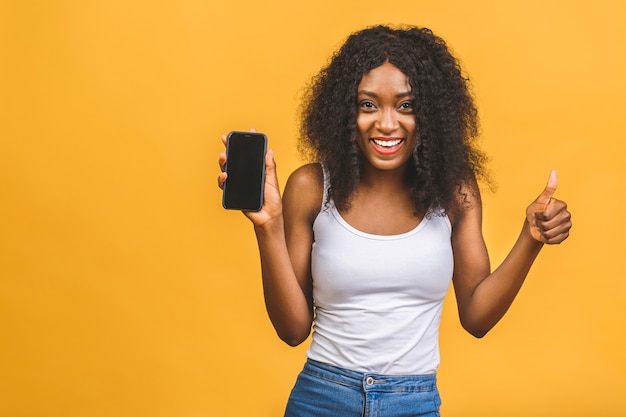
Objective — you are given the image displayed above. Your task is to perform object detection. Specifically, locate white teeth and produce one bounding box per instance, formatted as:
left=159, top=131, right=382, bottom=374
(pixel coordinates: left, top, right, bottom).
left=373, top=139, right=402, bottom=147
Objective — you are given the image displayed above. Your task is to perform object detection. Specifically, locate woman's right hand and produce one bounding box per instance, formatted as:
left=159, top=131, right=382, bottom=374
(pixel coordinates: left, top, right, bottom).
left=218, top=132, right=284, bottom=227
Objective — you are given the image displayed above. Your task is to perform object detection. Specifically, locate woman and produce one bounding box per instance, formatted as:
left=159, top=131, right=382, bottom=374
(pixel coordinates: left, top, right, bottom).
left=218, top=25, right=571, bottom=417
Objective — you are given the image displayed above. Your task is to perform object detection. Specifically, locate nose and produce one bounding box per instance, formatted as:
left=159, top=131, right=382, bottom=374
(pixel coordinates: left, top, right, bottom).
left=376, top=108, right=398, bottom=133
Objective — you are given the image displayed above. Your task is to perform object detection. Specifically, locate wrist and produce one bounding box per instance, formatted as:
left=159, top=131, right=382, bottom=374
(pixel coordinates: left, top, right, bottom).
left=521, top=219, right=545, bottom=250
left=253, top=214, right=285, bottom=237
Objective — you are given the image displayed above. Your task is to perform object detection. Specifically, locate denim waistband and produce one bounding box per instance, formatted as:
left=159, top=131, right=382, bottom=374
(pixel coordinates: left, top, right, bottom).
left=302, top=359, right=437, bottom=393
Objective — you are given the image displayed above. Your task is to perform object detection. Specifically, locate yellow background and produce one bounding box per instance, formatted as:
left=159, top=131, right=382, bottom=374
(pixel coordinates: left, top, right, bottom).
left=1, top=1, right=625, bottom=416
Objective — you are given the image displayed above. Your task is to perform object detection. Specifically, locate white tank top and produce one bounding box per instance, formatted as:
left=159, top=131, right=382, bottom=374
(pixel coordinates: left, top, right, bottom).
left=307, top=164, right=454, bottom=375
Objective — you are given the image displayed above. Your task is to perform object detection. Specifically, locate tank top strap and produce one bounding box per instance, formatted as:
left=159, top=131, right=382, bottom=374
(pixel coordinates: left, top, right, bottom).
left=319, top=162, right=331, bottom=212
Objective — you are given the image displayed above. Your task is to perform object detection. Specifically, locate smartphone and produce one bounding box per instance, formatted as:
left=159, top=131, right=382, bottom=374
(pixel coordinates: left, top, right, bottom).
left=222, top=131, right=267, bottom=211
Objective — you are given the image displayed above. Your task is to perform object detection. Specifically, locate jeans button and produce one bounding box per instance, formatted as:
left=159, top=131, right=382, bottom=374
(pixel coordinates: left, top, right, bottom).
left=366, top=376, right=374, bottom=386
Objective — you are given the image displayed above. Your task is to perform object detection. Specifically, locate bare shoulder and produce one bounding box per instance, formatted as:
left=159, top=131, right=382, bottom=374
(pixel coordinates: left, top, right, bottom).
left=286, top=163, right=323, bottom=189
left=448, top=177, right=483, bottom=228
left=283, top=163, right=324, bottom=225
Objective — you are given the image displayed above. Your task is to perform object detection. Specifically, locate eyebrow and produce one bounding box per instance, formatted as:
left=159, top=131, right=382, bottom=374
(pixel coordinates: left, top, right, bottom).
left=357, top=90, right=413, bottom=99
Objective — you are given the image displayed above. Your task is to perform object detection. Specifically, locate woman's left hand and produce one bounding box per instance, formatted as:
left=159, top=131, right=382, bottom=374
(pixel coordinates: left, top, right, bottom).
left=526, top=170, right=572, bottom=244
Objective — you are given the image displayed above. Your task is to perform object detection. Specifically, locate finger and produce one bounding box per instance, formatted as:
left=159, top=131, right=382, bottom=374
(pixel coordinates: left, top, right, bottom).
left=250, top=127, right=257, bottom=133
left=537, top=199, right=567, bottom=221
left=535, top=208, right=571, bottom=233
left=537, top=170, right=558, bottom=206
left=218, top=152, right=227, bottom=172
left=541, top=228, right=571, bottom=245
left=221, top=134, right=227, bottom=146
left=217, top=172, right=227, bottom=189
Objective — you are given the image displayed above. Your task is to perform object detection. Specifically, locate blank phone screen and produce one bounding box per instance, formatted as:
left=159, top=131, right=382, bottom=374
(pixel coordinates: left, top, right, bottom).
left=222, top=132, right=267, bottom=211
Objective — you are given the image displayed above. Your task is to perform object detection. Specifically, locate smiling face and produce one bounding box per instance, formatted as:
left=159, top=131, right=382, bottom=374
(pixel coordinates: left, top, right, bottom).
left=355, top=61, right=417, bottom=175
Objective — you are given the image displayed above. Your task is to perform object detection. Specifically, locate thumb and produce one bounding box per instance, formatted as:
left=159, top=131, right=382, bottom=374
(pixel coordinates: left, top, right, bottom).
left=536, top=170, right=558, bottom=207
left=265, top=148, right=276, bottom=173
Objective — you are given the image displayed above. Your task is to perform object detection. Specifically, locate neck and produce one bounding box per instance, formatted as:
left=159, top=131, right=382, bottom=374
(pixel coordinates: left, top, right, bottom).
left=359, top=164, right=412, bottom=191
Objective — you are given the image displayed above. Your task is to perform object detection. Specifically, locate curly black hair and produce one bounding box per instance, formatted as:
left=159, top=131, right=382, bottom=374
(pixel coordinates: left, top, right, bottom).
left=299, top=24, right=489, bottom=215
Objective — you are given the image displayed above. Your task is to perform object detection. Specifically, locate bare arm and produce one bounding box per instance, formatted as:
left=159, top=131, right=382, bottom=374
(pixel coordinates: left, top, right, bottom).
left=254, top=164, right=321, bottom=346
left=218, top=136, right=320, bottom=345
left=451, top=172, right=572, bottom=338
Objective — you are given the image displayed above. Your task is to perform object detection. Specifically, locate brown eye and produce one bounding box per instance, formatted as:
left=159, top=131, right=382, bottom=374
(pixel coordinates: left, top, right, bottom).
left=399, top=101, right=414, bottom=111
left=359, top=101, right=376, bottom=111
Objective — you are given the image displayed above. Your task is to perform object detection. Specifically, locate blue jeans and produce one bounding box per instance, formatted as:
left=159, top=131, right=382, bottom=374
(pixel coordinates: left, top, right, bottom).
left=284, top=359, right=441, bottom=417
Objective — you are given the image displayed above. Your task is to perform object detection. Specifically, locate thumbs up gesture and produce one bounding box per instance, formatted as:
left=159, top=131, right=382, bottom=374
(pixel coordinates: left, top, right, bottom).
left=526, top=171, right=572, bottom=244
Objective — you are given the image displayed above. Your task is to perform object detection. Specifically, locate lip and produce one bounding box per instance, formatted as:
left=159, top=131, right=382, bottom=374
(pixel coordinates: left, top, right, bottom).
left=370, top=137, right=405, bottom=155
